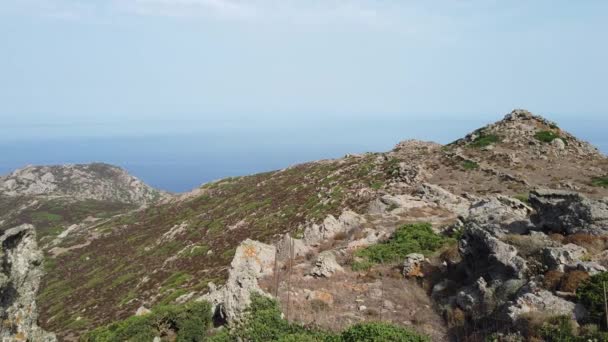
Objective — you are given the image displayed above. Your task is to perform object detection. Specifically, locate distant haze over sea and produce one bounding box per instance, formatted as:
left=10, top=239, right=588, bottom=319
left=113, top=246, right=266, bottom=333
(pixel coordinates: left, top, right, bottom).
left=1, top=116, right=606, bottom=193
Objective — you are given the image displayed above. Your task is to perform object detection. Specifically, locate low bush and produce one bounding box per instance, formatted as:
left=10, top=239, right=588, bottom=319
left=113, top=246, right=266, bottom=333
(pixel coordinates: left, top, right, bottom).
left=462, top=160, right=479, bottom=170
left=469, top=133, right=500, bottom=148
left=560, top=270, right=590, bottom=293
left=340, top=322, right=429, bottom=342
left=576, top=271, right=608, bottom=328
left=534, top=130, right=560, bottom=143
left=513, top=193, right=530, bottom=204
left=83, top=301, right=212, bottom=341
left=355, top=223, right=454, bottom=265
left=564, top=233, right=608, bottom=254
left=592, top=176, right=608, bottom=188
left=539, top=315, right=608, bottom=341
left=83, top=294, right=430, bottom=341
left=543, top=270, right=564, bottom=291
left=219, top=294, right=429, bottom=342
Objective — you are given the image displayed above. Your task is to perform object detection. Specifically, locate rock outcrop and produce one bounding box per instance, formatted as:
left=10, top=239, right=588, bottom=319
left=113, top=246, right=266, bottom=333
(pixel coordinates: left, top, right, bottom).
left=416, top=183, right=470, bottom=218
left=467, top=195, right=533, bottom=235
left=459, top=224, right=528, bottom=279
left=506, top=282, right=585, bottom=322
left=530, top=189, right=608, bottom=235
left=201, top=239, right=276, bottom=324
left=0, top=225, right=56, bottom=341
left=0, top=163, right=165, bottom=205
left=542, top=244, right=588, bottom=272
left=310, top=251, right=344, bottom=278
left=303, top=210, right=365, bottom=246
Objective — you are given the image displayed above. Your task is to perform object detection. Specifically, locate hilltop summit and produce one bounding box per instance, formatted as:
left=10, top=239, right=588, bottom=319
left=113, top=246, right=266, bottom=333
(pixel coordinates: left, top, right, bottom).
left=453, top=109, right=602, bottom=158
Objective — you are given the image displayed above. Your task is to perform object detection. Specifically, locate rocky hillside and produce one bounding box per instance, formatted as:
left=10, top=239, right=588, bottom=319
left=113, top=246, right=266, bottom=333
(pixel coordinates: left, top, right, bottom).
left=4, top=110, right=608, bottom=340
left=0, top=163, right=165, bottom=204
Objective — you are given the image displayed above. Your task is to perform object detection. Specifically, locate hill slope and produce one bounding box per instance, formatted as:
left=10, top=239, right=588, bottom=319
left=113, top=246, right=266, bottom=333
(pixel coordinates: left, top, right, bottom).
left=30, top=110, right=608, bottom=339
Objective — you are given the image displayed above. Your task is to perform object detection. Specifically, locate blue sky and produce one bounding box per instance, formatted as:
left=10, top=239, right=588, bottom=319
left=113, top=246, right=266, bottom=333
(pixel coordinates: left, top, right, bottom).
left=1, top=1, right=607, bottom=135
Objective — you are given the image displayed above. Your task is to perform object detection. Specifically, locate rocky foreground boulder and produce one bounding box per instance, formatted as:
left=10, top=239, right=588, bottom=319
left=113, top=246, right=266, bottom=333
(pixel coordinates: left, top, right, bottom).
left=0, top=225, right=56, bottom=341
left=201, top=239, right=276, bottom=324
left=530, top=189, right=608, bottom=235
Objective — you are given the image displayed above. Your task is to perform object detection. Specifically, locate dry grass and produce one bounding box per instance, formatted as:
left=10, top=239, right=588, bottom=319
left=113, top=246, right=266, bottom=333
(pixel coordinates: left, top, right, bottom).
left=560, top=270, right=590, bottom=293
left=503, top=234, right=552, bottom=257
left=564, top=234, right=608, bottom=254
left=543, top=270, right=564, bottom=291
left=259, top=261, right=447, bottom=341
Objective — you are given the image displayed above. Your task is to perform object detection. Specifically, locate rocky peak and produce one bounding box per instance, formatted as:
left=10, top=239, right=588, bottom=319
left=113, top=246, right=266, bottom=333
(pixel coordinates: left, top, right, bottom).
left=501, top=108, right=557, bottom=126
left=450, top=109, right=604, bottom=167
left=0, top=163, right=166, bottom=205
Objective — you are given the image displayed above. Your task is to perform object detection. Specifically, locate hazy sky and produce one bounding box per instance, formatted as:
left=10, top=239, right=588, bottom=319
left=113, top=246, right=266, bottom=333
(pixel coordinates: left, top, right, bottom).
left=1, top=0, right=607, bottom=135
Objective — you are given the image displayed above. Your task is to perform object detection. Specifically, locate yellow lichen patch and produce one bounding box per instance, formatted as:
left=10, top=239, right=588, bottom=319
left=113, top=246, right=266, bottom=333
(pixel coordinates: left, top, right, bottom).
left=405, top=263, right=424, bottom=278
left=243, top=245, right=258, bottom=258
left=14, top=332, right=27, bottom=341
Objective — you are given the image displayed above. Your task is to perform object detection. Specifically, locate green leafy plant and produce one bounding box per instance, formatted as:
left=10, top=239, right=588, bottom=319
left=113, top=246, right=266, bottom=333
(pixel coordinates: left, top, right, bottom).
left=229, top=294, right=335, bottom=342
left=355, top=223, right=454, bottom=265
left=539, top=315, right=608, bottom=341
left=462, top=160, right=479, bottom=170
left=341, top=322, right=429, bottom=342
left=577, top=272, right=608, bottom=328
left=83, top=301, right=212, bottom=341
left=469, top=133, right=500, bottom=148
left=513, top=193, right=530, bottom=204
left=591, top=176, right=608, bottom=188
left=535, top=130, right=560, bottom=143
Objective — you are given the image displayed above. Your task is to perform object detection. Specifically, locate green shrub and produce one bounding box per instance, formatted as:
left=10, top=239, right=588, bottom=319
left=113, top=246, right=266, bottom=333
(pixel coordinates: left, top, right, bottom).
left=577, top=272, right=608, bottom=328
left=340, top=322, right=428, bottom=342
left=513, top=193, right=530, bottom=204
left=539, top=315, right=608, bottom=341
left=231, top=294, right=335, bottom=342
left=462, top=160, right=479, bottom=170
left=84, top=294, right=430, bottom=342
left=82, top=301, right=212, bottom=341
left=591, top=176, right=608, bottom=188
left=351, top=260, right=375, bottom=272
left=355, top=223, right=453, bottom=265
left=469, top=133, right=500, bottom=148
left=534, top=130, right=560, bottom=143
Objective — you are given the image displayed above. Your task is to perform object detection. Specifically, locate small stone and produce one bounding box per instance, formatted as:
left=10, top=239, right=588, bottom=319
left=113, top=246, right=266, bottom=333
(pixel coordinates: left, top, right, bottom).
left=552, top=138, right=566, bottom=150
left=135, top=306, right=151, bottom=316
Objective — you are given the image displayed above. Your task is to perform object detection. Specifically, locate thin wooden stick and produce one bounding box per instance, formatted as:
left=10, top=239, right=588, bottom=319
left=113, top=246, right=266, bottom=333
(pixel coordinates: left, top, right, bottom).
left=603, top=281, right=608, bottom=328
left=273, top=248, right=279, bottom=297
left=286, top=238, right=294, bottom=321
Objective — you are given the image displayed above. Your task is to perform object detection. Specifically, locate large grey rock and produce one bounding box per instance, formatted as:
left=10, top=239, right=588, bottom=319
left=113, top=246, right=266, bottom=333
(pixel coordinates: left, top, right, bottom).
left=368, top=194, right=427, bottom=214
left=529, top=189, right=608, bottom=235
left=459, top=224, right=528, bottom=279
left=201, top=239, right=276, bottom=324
left=416, top=183, right=471, bottom=218
left=542, top=244, right=587, bottom=272
left=456, top=277, right=493, bottom=314
left=276, top=234, right=310, bottom=261
left=467, top=195, right=533, bottom=235
left=566, top=261, right=607, bottom=275
left=506, top=282, right=584, bottom=322
left=303, top=210, right=365, bottom=246
left=310, top=251, right=344, bottom=278
left=0, top=225, right=56, bottom=342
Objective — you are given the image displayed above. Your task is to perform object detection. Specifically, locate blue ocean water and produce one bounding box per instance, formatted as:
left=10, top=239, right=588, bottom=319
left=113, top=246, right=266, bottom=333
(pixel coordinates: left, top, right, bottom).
left=0, top=117, right=605, bottom=193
